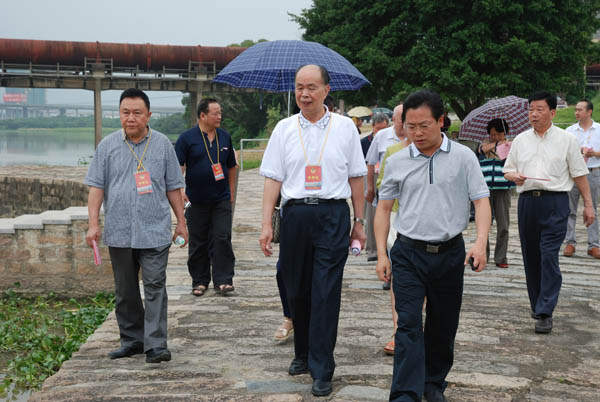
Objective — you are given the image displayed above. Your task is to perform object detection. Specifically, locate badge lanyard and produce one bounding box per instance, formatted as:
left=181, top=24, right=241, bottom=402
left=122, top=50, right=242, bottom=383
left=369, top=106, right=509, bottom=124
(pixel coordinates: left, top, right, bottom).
left=201, top=129, right=225, bottom=181
left=297, top=116, right=333, bottom=190
left=124, top=128, right=154, bottom=194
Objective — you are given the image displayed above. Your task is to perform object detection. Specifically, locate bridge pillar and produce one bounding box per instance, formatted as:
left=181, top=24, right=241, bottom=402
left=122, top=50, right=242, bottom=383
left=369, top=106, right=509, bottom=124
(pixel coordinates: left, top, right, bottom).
left=189, top=81, right=202, bottom=128
left=93, top=79, right=102, bottom=148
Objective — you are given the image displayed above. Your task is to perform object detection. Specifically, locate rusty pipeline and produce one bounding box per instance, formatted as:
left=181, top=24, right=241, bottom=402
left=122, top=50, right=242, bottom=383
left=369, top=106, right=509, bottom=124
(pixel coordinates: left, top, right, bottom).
left=0, top=38, right=245, bottom=71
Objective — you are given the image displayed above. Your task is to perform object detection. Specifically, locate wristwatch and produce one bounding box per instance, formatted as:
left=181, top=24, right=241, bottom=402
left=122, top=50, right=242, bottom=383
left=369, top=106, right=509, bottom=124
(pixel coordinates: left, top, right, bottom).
left=353, top=217, right=366, bottom=225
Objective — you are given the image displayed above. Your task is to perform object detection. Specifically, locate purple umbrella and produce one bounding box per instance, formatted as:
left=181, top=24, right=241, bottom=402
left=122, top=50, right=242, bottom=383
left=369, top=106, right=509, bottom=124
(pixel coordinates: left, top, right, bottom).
left=459, top=96, right=531, bottom=142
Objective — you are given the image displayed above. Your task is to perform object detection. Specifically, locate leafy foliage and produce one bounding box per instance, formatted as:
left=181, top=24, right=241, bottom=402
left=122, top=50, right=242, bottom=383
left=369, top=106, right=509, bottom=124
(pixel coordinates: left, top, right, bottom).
left=292, top=0, right=600, bottom=119
left=150, top=113, right=187, bottom=136
left=228, top=38, right=268, bottom=47
left=0, top=287, right=115, bottom=393
left=181, top=92, right=289, bottom=148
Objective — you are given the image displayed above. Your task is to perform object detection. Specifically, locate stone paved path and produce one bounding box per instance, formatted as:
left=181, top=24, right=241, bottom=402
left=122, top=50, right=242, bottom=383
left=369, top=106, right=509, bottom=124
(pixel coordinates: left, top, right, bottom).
left=20, top=167, right=600, bottom=402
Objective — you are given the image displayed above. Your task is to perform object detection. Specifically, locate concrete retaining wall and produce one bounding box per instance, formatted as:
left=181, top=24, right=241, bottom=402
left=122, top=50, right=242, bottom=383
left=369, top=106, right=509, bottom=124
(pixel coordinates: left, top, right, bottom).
left=0, top=207, right=113, bottom=297
left=0, top=176, right=89, bottom=218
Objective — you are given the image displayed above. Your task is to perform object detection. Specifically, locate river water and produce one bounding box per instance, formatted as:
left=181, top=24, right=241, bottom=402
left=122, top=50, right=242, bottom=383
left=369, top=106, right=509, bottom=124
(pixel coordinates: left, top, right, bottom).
left=0, top=131, right=96, bottom=166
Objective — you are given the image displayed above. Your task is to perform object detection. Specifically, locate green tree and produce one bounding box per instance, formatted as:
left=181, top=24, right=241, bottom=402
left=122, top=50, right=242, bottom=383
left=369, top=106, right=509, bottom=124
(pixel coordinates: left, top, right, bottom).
left=179, top=38, right=291, bottom=146
left=292, top=0, right=600, bottom=119
left=228, top=38, right=268, bottom=47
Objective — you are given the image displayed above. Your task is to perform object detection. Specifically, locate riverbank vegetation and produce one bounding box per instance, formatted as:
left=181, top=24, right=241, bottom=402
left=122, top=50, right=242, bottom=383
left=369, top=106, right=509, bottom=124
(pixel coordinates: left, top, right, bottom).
left=0, top=285, right=115, bottom=395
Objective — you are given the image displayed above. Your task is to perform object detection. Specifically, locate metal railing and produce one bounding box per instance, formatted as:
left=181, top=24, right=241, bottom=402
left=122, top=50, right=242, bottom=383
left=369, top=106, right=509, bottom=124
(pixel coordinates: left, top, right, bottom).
left=239, top=138, right=268, bottom=172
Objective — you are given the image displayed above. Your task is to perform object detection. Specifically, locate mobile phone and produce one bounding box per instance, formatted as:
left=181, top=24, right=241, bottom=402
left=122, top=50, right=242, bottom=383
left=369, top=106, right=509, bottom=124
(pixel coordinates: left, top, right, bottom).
left=469, top=257, right=476, bottom=271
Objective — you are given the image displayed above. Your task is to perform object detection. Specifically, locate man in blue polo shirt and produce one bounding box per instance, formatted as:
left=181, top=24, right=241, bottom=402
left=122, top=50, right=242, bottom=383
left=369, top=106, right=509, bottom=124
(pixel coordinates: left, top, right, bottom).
left=375, top=90, right=491, bottom=402
left=175, top=98, right=237, bottom=296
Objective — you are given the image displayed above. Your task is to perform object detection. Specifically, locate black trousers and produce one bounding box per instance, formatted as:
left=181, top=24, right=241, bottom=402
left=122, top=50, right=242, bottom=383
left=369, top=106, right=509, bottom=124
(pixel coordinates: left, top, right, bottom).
left=186, top=200, right=235, bottom=288
left=517, top=192, right=568, bottom=317
left=389, top=237, right=465, bottom=402
left=280, top=201, right=350, bottom=381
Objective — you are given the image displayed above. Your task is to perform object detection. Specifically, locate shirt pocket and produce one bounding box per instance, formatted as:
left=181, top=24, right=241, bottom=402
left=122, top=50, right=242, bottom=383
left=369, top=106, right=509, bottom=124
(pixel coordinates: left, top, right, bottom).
left=545, top=155, right=566, bottom=178
left=142, top=157, right=166, bottom=183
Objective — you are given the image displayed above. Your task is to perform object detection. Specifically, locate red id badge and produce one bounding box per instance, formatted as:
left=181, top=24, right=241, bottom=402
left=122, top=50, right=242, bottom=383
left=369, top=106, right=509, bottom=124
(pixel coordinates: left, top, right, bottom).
left=305, top=165, right=322, bottom=190
left=134, top=171, right=153, bottom=194
left=212, top=163, right=225, bottom=181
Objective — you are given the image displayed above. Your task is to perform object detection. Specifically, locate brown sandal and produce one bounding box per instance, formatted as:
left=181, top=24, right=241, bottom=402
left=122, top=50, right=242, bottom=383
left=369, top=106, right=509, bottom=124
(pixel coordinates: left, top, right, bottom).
left=191, top=285, right=207, bottom=297
left=215, top=284, right=235, bottom=295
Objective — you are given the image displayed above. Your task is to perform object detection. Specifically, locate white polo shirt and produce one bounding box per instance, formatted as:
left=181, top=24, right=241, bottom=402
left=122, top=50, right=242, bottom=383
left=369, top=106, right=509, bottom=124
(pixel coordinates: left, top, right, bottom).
left=566, top=120, right=600, bottom=169
left=260, top=109, right=367, bottom=204
left=365, top=126, right=408, bottom=166
left=503, top=124, right=589, bottom=193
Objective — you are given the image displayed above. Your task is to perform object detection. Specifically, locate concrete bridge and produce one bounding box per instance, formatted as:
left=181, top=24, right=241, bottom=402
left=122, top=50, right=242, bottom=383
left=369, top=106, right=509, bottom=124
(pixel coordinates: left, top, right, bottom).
left=0, top=38, right=249, bottom=145
left=2, top=166, right=594, bottom=401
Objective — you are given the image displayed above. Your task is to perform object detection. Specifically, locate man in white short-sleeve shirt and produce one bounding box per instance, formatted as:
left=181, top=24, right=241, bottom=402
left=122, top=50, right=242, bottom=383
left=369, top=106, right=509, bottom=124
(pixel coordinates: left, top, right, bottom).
left=563, top=99, right=600, bottom=258
left=258, top=64, right=367, bottom=397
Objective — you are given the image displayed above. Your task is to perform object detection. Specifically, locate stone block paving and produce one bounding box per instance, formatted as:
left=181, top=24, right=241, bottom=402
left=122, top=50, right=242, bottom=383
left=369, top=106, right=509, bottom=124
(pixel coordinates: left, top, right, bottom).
left=26, top=168, right=600, bottom=401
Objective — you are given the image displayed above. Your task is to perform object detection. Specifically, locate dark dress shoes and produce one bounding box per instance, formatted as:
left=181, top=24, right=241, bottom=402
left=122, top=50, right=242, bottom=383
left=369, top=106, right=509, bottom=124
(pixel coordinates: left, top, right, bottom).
left=424, top=389, right=448, bottom=402
left=288, top=358, right=309, bottom=375
left=145, top=348, right=172, bottom=363
left=108, top=343, right=144, bottom=359
left=311, top=379, right=332, bottom=397
left=535, top=316, right=553, bottom=334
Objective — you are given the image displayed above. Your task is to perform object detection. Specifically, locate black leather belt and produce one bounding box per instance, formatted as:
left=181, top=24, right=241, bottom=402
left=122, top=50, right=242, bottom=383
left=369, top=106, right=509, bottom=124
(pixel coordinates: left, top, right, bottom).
left=521, top=190, right=566, bottom=197
left=286, top=198, right=346, bottom=206
left=396, top=233, right=463, bottom=254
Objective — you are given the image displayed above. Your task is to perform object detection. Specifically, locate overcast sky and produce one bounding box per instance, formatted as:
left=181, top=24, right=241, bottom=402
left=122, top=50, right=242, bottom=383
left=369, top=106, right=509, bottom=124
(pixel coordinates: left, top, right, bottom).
left=1, top=0, right=313, bottom=108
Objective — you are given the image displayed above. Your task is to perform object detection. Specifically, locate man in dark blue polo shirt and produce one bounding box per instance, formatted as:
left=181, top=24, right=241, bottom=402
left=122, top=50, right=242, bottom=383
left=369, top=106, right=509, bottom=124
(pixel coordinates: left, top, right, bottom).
left=175, top=98, right=237, bottom=296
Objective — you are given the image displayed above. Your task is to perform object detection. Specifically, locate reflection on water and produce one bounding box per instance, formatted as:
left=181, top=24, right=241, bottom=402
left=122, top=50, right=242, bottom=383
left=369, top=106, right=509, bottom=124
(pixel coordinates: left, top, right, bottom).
left=0, top=374, right=32, bottom=402
left=0, top=131, right=96, bottom=166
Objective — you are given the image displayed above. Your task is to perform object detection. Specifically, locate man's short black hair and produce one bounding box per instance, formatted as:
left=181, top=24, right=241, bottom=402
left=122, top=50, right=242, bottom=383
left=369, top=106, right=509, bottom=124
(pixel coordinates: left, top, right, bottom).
left=197, top=98, right=219, bottom=118
left=401, top=89, right=444, bottom=122
left=486, top=118, right=510, bottom=135
left=528, top=91, right=557, bottom=110
left=120, top=88, right=150, bottom=111
left=295, top=64, right=330, bottom=86
left=579, top=99, right=594, bottom=112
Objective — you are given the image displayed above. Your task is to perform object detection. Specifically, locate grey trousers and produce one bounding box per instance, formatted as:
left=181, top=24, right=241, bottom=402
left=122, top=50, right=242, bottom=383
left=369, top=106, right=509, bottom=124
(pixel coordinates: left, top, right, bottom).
left=108, top=244, right=170, bottom=352
left=486, top=189, right=511, bottom=265
left=565, top=168, right=600, bottom=249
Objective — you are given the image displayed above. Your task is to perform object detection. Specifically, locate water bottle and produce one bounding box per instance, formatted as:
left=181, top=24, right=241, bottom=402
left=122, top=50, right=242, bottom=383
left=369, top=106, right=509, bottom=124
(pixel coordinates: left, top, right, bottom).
left=350, top=239, right=361, bottom=256
left=174, top=236, right=185, bottom=246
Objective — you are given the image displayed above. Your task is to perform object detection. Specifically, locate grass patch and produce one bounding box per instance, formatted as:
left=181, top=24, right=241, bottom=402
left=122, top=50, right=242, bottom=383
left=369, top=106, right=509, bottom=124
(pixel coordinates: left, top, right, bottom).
left=0, top=285, right=115, bottom=394
left=239, top=146, right=264, bottom=170
left=241, top=160, right=262, bottom=170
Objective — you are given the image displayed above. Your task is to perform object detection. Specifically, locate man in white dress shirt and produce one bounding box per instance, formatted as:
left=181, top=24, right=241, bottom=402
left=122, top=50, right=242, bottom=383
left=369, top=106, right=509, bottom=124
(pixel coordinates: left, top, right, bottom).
left=365, top=105, right=408, bottom=213
left=563, top=99, right=600, bottom=259
left=258, top=64, right=367, bottom=397
left=504, top=91, right=594, bottom=334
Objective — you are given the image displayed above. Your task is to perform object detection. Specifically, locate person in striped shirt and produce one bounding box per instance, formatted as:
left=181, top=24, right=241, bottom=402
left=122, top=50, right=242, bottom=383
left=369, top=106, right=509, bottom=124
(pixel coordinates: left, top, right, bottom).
left=477, top=118, right=515, bottom=268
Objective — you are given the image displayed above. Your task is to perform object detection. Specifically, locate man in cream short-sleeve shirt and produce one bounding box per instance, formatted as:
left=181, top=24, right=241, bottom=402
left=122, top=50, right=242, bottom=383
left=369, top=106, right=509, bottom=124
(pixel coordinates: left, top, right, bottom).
left=504, top=91, right=594, bottom=335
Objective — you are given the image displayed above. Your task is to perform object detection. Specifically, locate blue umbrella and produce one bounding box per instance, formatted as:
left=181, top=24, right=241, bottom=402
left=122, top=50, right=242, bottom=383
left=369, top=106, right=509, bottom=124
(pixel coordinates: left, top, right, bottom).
left=213, top=40, right=370, bottom=92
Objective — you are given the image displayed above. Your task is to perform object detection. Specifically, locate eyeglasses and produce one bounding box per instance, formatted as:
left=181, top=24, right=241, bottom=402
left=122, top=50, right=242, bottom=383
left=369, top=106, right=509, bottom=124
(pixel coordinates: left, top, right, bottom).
left=404, top=121, right=435, bottom=132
